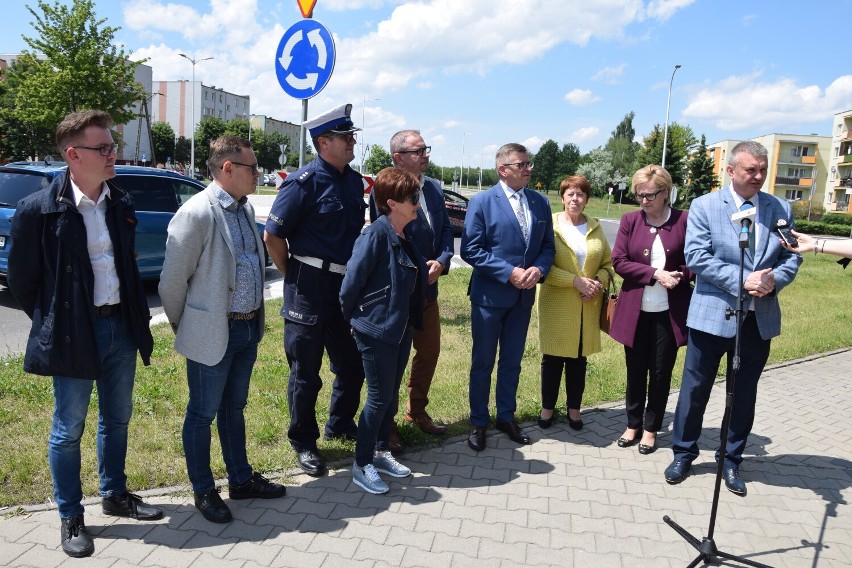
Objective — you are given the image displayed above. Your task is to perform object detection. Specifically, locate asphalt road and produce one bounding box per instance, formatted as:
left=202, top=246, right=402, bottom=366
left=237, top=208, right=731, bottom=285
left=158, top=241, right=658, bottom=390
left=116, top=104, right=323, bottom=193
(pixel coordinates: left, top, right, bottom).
left=0, top=214, right=620, bottom=360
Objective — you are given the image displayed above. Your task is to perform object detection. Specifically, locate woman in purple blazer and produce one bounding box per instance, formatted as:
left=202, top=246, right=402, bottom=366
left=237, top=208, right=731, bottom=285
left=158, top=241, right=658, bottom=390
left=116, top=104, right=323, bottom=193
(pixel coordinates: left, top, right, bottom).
left=609, top=165, right=692, bottom=455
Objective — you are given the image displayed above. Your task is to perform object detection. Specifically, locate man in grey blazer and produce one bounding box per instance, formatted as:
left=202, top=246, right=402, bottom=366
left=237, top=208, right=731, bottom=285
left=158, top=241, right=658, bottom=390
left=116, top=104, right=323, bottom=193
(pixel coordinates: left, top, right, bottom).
left=664, top=141, right=802, bottom=496
left=160, top=136, right=286, bottom=524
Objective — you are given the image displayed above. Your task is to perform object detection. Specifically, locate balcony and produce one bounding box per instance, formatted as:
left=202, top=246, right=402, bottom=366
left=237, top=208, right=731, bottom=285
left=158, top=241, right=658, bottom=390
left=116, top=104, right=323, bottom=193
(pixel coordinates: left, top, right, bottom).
left=802, top=155, right=816, bottom=164
left=841, top=154, right=852, bottom=164
left=798, top=177, right=813, bottom=186
left=775, top=176, right=803, bottom=185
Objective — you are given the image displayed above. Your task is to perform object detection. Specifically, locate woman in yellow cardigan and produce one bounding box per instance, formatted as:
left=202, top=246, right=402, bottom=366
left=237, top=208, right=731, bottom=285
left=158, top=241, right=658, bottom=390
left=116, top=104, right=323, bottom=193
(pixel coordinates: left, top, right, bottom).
left=537, top=176, right=613, bottom=430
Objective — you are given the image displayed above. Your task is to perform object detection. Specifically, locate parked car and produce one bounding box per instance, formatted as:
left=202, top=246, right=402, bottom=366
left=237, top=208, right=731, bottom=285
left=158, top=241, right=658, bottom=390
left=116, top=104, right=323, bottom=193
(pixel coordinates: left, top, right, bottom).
left=263, top=174, right=277, bottom=187
left=0, top=162, right=269, bottom=283
left=443, top=189, right=469, bottom=236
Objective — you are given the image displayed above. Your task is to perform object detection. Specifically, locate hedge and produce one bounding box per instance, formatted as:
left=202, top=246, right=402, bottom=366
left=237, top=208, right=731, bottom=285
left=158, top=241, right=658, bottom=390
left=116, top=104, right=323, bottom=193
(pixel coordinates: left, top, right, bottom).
left=794, top=221, right=852, bottom=236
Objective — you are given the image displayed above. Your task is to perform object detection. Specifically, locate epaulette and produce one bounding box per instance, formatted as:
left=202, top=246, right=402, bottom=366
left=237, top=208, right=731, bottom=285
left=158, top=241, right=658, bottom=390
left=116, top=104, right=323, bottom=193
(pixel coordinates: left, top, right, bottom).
left=296, top=170, right=315, bottom=184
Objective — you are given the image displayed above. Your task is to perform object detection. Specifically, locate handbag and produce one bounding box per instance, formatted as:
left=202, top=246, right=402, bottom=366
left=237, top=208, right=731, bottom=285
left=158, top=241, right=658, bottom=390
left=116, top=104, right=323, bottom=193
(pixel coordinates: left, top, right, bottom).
left=599, top=268, right=619, bottom=336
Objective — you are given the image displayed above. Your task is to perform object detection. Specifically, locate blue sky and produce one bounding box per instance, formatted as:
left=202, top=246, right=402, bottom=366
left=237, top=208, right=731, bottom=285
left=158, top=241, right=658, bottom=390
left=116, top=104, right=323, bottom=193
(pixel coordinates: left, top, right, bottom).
left=3, top=0, right=852, bottom=169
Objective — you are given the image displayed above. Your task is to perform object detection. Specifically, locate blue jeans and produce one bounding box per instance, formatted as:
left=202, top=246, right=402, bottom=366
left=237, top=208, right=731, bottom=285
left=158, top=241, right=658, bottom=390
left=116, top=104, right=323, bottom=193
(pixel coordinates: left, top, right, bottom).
left=183, top=317, right=259, bottom=494
left=469, top=302, right=532, bottom=426
left=353, top=328, right=413, bottom=467
left=49, top=314, right=137, bottom=519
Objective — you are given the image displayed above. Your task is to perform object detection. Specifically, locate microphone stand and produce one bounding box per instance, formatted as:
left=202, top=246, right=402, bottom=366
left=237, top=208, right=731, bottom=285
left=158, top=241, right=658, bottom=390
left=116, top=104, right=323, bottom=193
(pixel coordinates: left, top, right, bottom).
left=663, top=220, right=772, bottom=568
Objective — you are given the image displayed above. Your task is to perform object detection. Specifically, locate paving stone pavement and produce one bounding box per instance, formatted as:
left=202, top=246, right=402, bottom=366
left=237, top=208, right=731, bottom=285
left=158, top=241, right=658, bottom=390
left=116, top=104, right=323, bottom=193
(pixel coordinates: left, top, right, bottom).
left=2, top=349, right=851, bottom=567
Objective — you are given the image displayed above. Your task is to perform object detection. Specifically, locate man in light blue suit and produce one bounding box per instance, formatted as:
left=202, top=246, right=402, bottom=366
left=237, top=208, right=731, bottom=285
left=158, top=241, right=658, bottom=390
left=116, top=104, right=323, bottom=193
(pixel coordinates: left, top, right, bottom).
left=461, top=143, right=555, bottom=451
left=664, top=141, right=802, bottom=496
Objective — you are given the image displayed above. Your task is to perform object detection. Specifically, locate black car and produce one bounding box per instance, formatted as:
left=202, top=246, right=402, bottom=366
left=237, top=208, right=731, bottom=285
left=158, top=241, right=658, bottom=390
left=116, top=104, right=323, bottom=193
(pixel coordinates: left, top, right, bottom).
left=444, top=189, right=469, bottom=236
left=0, top=162, right=268, bottom=283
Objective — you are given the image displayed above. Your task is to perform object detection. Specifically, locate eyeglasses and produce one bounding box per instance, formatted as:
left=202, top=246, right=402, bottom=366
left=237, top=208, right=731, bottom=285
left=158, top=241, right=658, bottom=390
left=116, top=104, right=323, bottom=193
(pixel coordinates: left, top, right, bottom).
left=636, top=190, right=664, bottom=202
left=398, top=146, right=431, bottom=157
left=503, top=161, right=534, bottom=170
left=230, top=161, right=260, bottom=173
left=73, top=143, right=119, bottom=156
left=325, top=133, right=357, bottom=144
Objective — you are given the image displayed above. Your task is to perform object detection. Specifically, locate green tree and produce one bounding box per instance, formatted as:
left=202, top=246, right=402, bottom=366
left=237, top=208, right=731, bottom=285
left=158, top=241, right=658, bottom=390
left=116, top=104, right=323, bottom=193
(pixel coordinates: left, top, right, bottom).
left=634, top=122, right=696, bottom=188
left=193, top=116, right=227, bottom=175
left=174, top=136, right=190, bottom=166
left=363, top=145, right=393, bottom=175
left=531, top=139, right=560, bottom=193
left=686, top=134, right=716, bottom=204
left=151, top=121, right=175, bottom=166
left=0, top=55, right=55, bottom=160
left=576, top=148, right=614, bottom=197
left=605, top=112, right=640, bottom=177
left=558, top=143, right=582, bottom=179
left=12, top=0, right=146, bottom=156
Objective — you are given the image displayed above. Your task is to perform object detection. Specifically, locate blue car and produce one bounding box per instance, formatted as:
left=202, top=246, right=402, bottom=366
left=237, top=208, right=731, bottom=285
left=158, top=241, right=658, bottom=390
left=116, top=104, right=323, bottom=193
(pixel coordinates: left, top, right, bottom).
left=0, top=162, right=268, bottom=283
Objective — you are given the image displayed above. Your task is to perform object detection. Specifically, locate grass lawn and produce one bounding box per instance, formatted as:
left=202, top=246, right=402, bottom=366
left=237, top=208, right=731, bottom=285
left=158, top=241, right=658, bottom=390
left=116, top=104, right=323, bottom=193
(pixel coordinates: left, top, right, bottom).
left=2, top=211, right=850, bottom=508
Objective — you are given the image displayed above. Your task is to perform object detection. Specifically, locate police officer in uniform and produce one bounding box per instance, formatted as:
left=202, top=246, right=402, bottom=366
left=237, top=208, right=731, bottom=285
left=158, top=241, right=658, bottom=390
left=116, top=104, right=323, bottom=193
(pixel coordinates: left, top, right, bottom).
left=264, top=104, right=367, bottom=477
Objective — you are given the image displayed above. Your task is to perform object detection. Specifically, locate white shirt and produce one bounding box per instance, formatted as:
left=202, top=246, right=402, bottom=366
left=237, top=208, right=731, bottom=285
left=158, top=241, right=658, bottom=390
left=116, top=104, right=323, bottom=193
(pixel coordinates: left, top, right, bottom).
left=419, top=177, right=432, bottom=229
left=558, top=215, right=588, bottom=270
left=70, top=180, right=121, bottom=307
left=641, top=235, right=669, bottom=312
left=499, top=180, right=531, bottom=236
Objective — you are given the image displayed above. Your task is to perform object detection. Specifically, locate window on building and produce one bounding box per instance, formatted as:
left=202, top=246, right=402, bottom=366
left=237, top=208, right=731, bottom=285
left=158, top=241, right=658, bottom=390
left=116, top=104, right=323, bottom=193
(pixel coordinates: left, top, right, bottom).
left=219, top=94, right=223, bottom=103
left=784, top=190, right=803, bottom=201
left=787, top=167, right=805, bottom=178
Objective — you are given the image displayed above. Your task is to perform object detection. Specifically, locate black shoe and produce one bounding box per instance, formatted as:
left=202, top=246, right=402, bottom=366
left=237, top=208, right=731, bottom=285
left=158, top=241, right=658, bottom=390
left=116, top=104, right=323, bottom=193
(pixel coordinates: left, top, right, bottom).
left=664, top=460, right=692, bottom=484
left=229, top=472, right=286, bottom=500
left=60, top=515, right=94, bottom=558
left=723, top=464, right=747, bottom=496
left=638, top=442, right=657, bottom=455
left=495, top=420, right=532, bottom=445
left=102, top=492, right=164, bottom=521
left=297, top=450, right=327, bottom=477
left=617, top=436, right=638, bottom=448
left=467, top=426, right=486, bottom=452
left=537, top=417, right=553, bottom=429
left=193, top=488, right=232, bottom=524
left=567, top=414, right=584, bottom=431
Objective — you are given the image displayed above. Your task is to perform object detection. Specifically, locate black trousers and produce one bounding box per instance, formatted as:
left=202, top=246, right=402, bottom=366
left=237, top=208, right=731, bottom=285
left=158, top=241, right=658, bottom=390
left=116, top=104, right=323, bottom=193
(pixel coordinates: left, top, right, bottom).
left=623, top=310, right=678, bottom=432
left=540, top=353, right=587, bottom=411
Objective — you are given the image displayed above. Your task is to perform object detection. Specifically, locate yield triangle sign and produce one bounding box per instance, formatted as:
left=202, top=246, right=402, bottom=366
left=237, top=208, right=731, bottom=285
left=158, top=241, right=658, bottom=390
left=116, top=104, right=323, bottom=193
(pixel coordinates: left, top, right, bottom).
left=297, top=0, right=317, bottom=18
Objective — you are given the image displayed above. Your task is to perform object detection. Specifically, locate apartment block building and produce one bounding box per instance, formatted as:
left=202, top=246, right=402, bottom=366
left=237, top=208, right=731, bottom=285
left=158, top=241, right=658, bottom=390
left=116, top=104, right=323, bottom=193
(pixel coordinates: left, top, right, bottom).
left=151, top=80, right=251, bottom=140
left=827, top=109, right=852, bottom=212
left=707, top=134, right=830, bottom=207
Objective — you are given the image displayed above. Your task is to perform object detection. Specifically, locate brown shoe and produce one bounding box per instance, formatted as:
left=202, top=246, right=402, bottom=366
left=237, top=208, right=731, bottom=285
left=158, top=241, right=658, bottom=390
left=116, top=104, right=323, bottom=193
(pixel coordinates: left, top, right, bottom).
left=388, top=425, right=405, bottom=453
left=404, top=413, right=448, bottom=436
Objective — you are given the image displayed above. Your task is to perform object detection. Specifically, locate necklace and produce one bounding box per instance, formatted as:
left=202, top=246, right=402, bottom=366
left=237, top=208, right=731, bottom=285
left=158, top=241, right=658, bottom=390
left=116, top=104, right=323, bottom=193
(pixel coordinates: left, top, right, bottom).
left=645, top=208, right=671, bottom=233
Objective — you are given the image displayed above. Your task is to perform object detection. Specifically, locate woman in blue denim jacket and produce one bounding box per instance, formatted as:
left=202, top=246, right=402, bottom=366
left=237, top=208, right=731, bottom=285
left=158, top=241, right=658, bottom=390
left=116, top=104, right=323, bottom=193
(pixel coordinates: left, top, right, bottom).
left=340, top=167, right=427, bottom=494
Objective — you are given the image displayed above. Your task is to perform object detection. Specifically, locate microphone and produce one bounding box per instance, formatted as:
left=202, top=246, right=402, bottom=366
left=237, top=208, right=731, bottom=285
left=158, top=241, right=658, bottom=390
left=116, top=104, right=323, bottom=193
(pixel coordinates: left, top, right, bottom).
left=731, top=206, right=756, bottom=234
left=772, top=218, right=798, bottom=248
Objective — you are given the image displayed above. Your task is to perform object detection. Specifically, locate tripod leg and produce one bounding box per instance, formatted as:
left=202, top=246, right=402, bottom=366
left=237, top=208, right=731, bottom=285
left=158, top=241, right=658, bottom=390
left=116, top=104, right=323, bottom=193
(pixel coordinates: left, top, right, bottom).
left=663, top=515, right=703, bottom=549
left=715, top=549, right=774, bottom=568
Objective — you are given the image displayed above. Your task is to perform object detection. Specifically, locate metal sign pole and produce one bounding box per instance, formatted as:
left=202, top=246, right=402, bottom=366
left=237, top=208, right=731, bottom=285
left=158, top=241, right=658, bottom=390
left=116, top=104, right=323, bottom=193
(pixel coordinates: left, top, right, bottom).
left=299, top=100, right=308, bottom=168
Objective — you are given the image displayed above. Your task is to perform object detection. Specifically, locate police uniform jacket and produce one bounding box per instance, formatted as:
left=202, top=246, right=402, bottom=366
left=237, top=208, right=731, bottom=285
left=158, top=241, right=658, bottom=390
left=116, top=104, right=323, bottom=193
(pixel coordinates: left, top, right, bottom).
left=7, top=172, right=154, bottom=379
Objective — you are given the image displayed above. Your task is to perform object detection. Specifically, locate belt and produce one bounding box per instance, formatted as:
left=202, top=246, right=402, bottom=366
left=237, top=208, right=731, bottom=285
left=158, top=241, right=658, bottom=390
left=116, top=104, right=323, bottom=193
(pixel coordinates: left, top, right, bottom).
left=291, top=254, right=347, bottom=275
left=94, top=303, right=121, bottom=317
left=228, top=310, right=258, bottom=320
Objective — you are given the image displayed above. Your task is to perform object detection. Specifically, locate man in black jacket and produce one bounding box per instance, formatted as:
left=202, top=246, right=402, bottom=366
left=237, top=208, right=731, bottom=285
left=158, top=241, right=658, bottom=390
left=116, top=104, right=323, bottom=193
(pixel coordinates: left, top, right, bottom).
left=8, top=110, right=161, bottom=558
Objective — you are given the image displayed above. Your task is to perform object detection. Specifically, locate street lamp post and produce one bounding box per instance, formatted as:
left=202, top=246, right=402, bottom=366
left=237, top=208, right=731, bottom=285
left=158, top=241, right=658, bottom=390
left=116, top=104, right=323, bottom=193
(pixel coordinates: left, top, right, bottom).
left=360, top=97, right=380, bottom=173
left=461, top=132, right=471, bottom=189
left=661, top=64, right=681, bottom=169
left=179, top=53, right=213, bottom=178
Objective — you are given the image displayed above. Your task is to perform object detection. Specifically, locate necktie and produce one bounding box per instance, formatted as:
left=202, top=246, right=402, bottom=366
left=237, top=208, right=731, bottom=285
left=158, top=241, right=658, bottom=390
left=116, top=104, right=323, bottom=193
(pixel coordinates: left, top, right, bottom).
left=740, top=200, right=755, bottom=254
left=512, top=192, right=529, bottom=244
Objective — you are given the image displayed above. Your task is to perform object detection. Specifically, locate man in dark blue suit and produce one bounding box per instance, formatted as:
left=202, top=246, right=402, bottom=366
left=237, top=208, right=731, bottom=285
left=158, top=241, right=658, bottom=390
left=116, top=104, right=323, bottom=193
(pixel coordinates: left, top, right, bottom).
left=461, top=143, right=555, bottom=451
left=664, top=141, right=801, bottom=496
left=369, top=130, right=455, bottom=451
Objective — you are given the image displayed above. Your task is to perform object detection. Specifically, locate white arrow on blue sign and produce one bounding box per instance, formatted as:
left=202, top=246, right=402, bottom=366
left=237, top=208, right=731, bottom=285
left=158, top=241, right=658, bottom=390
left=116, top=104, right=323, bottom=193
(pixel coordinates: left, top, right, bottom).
left=275, top=19, right=335, bottom=100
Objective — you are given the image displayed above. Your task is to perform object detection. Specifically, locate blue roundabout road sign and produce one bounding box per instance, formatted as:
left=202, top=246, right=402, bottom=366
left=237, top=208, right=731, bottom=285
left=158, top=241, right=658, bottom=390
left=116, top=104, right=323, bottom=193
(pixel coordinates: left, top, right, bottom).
left=275, top=19, right=336, bottom=100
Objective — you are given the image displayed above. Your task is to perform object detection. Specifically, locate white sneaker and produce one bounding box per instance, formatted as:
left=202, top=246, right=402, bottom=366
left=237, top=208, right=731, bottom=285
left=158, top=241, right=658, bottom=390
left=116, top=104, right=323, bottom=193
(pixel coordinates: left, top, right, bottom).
left=373, top=451, right=411, bottom=478
left=352, top=463, right=389, bottom=494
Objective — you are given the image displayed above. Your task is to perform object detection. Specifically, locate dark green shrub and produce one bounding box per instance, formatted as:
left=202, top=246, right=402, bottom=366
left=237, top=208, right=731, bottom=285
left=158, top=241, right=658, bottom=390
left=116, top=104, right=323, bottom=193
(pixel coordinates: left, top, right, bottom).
left=821, top=213, right=852, bottom=226
left=794, top=221, right=852, bottom=236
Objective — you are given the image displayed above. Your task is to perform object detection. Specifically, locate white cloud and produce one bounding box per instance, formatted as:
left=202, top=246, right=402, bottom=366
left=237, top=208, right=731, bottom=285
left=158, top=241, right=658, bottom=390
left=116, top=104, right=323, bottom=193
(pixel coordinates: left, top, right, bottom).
left=569, top=126, right=600, bottom=145
left=682, top=72, right=852, bottom=133
left=645, top=0, right=696, bottom=22
left=591, top=63, right=626, bottom=83
left=323, top=0, right=388, bottom=10
left=522, top=136, right=546, bottom=154
left=564, top=88, right=601, bottom=106
left=443, top=119, right=460, bottom=129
